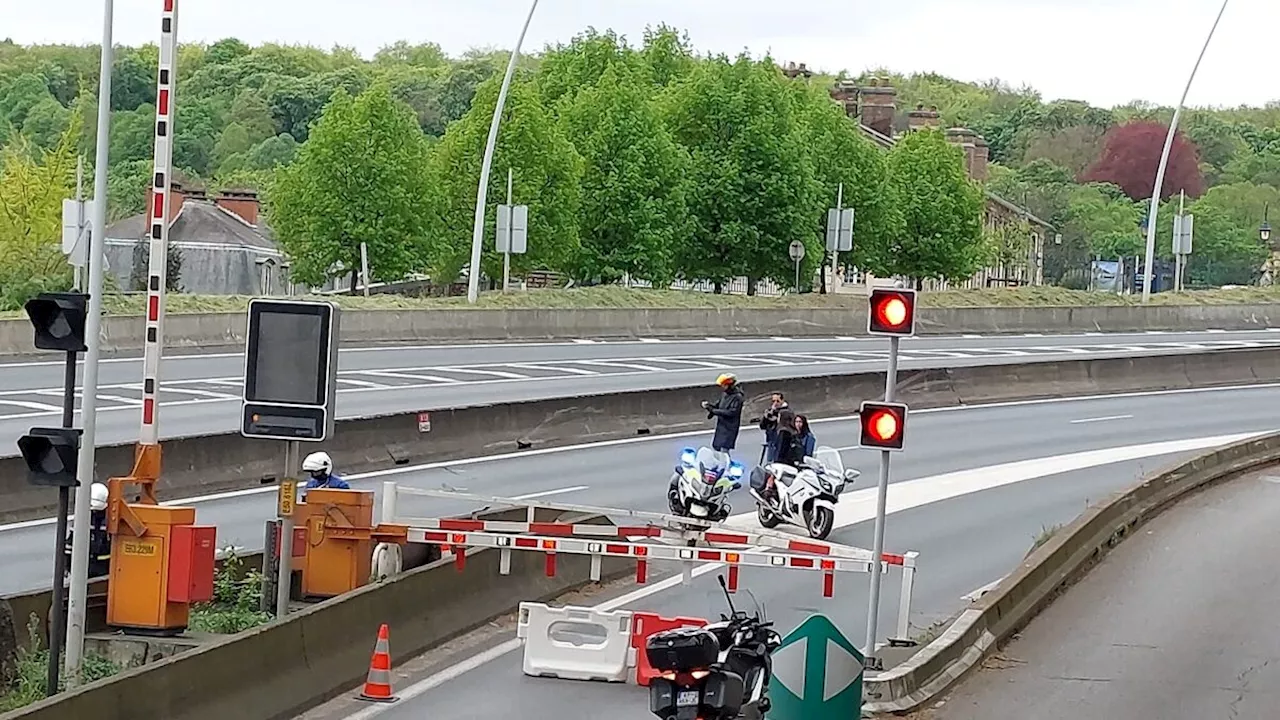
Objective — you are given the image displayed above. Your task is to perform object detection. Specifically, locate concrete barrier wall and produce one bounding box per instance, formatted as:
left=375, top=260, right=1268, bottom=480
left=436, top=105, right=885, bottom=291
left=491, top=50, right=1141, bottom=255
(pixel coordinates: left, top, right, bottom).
left=3, top=347, right=1276, bottom=524
left=1, top=302, right=1277, bottom=356
left=862, top=430, right=1280, bottom=714
left=0, top=507, right=630, bottom=720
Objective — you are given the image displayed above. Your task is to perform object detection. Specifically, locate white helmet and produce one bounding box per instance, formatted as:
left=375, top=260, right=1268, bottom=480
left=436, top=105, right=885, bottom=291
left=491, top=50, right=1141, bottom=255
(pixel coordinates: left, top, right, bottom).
left=89, top=483, right=109, bottom=512
left=302, top=452, right=333, bottom=475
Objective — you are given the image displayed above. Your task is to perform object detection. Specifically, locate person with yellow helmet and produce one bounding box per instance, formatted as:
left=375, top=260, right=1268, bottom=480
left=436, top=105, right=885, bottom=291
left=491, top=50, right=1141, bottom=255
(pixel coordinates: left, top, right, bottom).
left=701, top=373, right=744, bottom=455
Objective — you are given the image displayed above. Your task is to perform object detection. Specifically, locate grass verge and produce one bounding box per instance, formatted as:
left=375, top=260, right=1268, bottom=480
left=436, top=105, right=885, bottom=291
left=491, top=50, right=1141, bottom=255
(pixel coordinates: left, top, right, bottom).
left=0, top=614, right=121, bottom=712
left=6, top=284, right=1280, bottom=320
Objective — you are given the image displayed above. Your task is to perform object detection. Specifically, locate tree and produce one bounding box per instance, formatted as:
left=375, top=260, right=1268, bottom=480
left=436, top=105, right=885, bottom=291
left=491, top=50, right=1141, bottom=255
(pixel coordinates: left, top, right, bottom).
left=227, top=90, right=277, bottom=144
left=538, top=28, right=638, bottom=110
left=428, top=74, right=583, bottom=285
left=266, top=82, right=437, bottom=288
left=660, top=54, right=822, bottom=291
left=560, top=63, right=689, bottom=284
left=882, top=129, right=986, bottom=285
left=129, top=236, right=183, bottom=292
left=1080, top=120, right=1205, bottom=202
left=1062, top=183, right=1144, bottom=259
left=793, top=83, right=903, bottom=281
left=1153, top=182, right=1273, bottom=287
left=1020, top=124, right=1106, bottom=177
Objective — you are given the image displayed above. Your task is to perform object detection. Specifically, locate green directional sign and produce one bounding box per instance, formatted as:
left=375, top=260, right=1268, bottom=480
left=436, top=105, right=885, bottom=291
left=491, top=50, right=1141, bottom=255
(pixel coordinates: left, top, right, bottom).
left=767, top=613, right=863, bottom=720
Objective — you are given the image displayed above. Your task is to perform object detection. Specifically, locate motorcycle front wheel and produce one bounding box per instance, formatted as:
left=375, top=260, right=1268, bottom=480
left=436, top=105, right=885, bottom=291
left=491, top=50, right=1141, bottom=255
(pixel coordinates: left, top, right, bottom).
left=806, top=506, right=834, bottom=540
left=757, top=503, right=781, bottom=528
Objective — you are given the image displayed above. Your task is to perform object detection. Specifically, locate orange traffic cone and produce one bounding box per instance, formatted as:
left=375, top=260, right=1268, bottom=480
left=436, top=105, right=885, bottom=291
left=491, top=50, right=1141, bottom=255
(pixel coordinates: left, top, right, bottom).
left=358, top=624, right=399, bottom=703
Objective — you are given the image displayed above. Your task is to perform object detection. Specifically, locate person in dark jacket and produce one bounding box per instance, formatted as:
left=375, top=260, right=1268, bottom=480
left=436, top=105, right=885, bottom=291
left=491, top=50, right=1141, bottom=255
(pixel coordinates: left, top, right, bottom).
left=65, top=483, right=111, bottom=578
left=772, top=410, right=806, bottom=467
left=794, top=414, right=817, bottom=458
left=701, top=373, right=745, bottom=454
left=758, top=392, right=789, bottom=463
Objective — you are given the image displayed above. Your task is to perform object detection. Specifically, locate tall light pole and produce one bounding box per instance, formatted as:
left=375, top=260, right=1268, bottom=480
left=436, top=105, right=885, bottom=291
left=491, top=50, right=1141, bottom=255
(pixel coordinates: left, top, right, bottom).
left=466, top=0, right=541, bottom=304
left=65, top=0, right=114, bottom=681
left=1141, top=0, right=1231, bottom=302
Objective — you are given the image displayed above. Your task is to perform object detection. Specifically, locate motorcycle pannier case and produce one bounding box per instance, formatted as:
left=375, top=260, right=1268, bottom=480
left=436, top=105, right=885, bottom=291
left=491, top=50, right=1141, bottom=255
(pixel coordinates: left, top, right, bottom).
left=645, top=626, right=720, bottom=672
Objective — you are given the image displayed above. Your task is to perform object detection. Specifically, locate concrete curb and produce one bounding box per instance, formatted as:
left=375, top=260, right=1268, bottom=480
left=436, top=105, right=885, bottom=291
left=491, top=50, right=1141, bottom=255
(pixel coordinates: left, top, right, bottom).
left=1, top=303, right=1278, bottom=356
left=861, top=430, right=1280, bottom=715
left=4, top=346, right=1278, bottom=525
left=0, top=507, right=630, bottom=720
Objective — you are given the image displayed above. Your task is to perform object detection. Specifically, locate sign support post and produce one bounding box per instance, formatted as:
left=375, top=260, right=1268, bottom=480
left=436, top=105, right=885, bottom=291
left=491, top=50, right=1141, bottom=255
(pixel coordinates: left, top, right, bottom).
left=789, top=240, right=806, bottom=294
left=276, top=440, right=300, bottom=616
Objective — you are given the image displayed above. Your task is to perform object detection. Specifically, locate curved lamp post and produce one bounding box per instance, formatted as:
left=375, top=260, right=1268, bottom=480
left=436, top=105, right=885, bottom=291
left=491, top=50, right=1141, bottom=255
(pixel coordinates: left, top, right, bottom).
left=1140, top=0, right=1231, bottom=302
left=466, top=0, right=542, bottom=304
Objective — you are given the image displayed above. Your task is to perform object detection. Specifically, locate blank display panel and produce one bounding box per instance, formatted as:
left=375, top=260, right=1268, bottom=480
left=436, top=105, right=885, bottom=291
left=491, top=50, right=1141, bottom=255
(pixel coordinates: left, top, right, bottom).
left=249, top=310, right=324, bottom=405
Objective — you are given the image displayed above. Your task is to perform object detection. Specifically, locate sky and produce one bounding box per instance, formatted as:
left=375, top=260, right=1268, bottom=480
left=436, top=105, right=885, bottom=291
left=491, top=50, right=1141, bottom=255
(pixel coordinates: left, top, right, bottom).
left=2, top=0, right=1276, bottom=109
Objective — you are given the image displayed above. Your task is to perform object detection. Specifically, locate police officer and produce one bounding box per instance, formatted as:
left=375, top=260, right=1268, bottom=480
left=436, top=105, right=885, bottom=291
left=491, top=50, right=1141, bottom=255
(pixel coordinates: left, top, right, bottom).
left=701, top=373, right=745, bottom=456
left=65, top=483, right=112, bottom=578
left=301, top=452, right=349, bottom=500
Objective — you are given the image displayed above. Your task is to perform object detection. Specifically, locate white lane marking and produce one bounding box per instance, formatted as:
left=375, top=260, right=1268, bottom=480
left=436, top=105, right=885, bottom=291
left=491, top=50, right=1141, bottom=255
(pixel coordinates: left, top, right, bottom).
left=770, top=336, right=792, bottom=341
left=345, top=430, right=1261, bottom=714
left=2, top=384, right=1277, bottom=534
left=961, top=334, right=983, bottom=339
left=649, top=358, right=729, bottom=369
left=571, top=339, right=599, bottom=344
left=704, top=354, right=793, bottom=367
left=639, top=338, right=663, bottom=343
left=1207, top=329, right=1227, bottom=333
left=336, top=378, right=393, bottom=390
left=505, top=363, right=599, bottom=376
left=705, top=337, right=727, bottom=342
left=434, top=367, right=530, bottom=380
left=574, top=359, right=669, bottom=373
left=512, top=486, right=588, bottom=500
left=360, top=370, right=462, bottom=384
left=1070, top=414, right=1133, bottom=424
left=1023, top=333, right=1045, bottom=338
left=0, top=398, right=63, bottom=412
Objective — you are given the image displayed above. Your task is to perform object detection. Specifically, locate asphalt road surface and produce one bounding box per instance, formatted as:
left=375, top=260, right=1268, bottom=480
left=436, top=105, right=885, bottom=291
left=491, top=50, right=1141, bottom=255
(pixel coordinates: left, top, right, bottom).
left=929, top=465, right=1280, bottom=720
left=0, top=329, right=1277, bottom=449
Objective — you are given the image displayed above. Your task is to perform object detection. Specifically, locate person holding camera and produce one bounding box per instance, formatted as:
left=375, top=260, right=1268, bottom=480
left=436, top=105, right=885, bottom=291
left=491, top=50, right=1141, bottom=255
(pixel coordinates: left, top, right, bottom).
left=758, top=392, right=790, bottom=463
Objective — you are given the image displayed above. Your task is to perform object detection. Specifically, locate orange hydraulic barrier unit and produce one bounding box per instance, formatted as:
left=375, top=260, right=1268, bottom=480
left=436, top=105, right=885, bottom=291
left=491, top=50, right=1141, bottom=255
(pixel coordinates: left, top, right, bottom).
left=297, top=489, right=407, bottom=598
left=105, top=489, right=216, bottom=632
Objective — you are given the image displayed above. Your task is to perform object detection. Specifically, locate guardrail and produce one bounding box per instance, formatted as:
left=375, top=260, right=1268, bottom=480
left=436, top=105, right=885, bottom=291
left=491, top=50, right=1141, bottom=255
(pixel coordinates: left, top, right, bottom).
left=1, top=303, right=1278, bottom=357
left=861, top=430, right=1280, bottom=714
left=4, top=346, right=1278, bottom=524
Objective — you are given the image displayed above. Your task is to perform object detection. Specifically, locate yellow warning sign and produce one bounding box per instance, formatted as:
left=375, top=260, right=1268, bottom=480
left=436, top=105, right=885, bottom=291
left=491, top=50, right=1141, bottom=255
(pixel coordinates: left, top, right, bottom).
left=121, top=540, right=158, bottom=557
left=278, top=479, right=297, bottom=517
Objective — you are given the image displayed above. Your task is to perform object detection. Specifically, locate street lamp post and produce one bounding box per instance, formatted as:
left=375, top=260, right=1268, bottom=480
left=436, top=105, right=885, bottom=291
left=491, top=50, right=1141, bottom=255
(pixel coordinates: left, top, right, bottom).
left=1261, top=203, right=1271, bottom=245
left=465, top=0, right=541, bottom=304
left=1140, top=0, right=1231, bottom=302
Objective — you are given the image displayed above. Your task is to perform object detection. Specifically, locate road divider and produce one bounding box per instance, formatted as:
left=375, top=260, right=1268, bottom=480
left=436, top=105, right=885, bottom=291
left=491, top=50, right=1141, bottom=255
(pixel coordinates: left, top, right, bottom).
left=0, top=506, right=633, bottom=720
left=4, top=346, right=1279, bottom=524
left=861, top=428, right=1280, bottom=714
left=1, top=303, right=1278, bottom=357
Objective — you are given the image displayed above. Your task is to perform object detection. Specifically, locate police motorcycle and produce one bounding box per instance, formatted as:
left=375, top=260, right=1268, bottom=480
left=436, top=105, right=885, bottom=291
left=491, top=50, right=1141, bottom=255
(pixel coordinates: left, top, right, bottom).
left=646, top=575, right=781, bottom=720
left=668, top=447, right=745, bottom=522
left=748, top=446, right=860, bottom=540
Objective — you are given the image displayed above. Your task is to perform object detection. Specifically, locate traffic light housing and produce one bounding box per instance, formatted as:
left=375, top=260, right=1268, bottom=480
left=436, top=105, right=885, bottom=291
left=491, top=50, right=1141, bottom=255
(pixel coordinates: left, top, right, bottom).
left=858, top=401, right=908, bottom=451
left=17, top=427, right=84, bottom=487
left=867, top=288, right=916, bottom=337
left=24, top=292, right=89, bottom=352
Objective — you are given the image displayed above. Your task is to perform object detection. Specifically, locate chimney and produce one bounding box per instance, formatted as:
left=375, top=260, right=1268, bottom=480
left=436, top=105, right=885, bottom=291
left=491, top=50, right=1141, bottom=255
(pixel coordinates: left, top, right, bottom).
left=829, top=79, right=859, bottom=117
left=144, top=180, right=186, bottom=225
left=907, top=103, right=941, bottom=132
left=971, top=134, right=990, bottom=182
left=216, top=189, right=261, bottom=226
left=946, top=127, right=979, bottom=180
left=858, top=77, right=897, bottom=138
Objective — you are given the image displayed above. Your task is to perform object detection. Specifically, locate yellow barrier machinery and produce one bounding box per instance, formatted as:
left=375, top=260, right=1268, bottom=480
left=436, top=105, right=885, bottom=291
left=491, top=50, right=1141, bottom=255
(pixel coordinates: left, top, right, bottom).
left=104, top=463, right=216, bottom=634
left=293, top=489, right=406, bottom=598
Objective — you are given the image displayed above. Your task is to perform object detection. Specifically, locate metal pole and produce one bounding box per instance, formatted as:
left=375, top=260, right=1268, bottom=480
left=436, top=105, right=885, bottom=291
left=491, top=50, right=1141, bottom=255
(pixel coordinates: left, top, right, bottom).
left=46, top=350, right=78, bottom=696
left=794, top=260, right=800, bottom=294
left=1141, top=0, right=1230, bottom=302
left=359, top=242, right=370, bottom=297
left=73, top=157, right=84, bottom=291
left=276, top=441, right=300, bottom=617
left=503, top=168, right=512, bottom=293
left=65, top=0, right=114, bottom=680
left=831, top=183, right=843, bottom=292
left=466, top=0, right=540, bottom=304
left=864, top=334, right=899, bottom=661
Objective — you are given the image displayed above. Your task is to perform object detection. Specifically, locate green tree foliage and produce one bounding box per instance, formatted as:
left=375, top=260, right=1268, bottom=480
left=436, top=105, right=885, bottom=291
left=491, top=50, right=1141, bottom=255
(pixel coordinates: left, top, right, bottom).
left=266, top=82, right=436, bottom=288
left=661, top=54, right=822, bottom=290
left=560, top=64, right=689, bottom=284
left=428, top=75, right=583, bottom=284
left=883, top=129, right=986, bottom=285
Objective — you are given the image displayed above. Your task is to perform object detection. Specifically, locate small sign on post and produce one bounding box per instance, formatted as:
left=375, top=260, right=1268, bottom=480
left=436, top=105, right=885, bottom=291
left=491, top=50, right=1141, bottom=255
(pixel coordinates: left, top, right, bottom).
left=417, top=412, right=431, bottom=433
left=496, top=205, right=529, bottom=255
left=825, top=208, right=854, bottom=252
left=277, top=479, right=296, bottom=518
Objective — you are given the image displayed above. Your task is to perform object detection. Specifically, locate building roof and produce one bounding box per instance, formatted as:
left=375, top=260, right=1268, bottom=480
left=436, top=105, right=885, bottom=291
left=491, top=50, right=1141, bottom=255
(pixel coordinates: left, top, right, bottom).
left=855, top=124, right=1056, bottom=231
left=105, top=199, right=278, bottom=251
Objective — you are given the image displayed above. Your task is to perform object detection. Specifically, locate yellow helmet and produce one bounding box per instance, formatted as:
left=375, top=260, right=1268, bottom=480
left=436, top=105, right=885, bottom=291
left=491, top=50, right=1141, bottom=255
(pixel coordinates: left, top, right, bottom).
left=715, top=373, right=737, bottom=388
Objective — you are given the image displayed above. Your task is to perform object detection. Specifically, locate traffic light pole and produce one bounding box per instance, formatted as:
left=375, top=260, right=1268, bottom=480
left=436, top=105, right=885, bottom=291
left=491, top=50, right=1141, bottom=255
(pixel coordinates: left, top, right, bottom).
left=45, top=350, right=78, bottom=695
left=863, top=334, right=899, bottom=666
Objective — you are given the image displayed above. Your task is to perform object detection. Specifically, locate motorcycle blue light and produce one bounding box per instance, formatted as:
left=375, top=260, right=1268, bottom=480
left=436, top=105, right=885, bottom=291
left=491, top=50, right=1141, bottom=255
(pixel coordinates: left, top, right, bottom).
left=727, top=464, right=743, bottom=478
left=681, top=451, right=697, bottom=465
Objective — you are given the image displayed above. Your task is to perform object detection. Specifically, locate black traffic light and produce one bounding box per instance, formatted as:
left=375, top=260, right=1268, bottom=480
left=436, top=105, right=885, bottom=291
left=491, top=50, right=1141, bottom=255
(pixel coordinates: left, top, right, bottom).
left=867, top=288, right=916, bottom=337
left=24, top=292, right=89, bottom=352
left=858, top=401, right=908, bottom=451
left=17, top=427, right=83, bottom=488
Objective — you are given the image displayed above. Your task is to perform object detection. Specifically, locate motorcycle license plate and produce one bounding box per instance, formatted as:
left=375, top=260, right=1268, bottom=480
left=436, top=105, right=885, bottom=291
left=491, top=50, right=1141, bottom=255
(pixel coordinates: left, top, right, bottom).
left=677, top=690, right=699, bottom=707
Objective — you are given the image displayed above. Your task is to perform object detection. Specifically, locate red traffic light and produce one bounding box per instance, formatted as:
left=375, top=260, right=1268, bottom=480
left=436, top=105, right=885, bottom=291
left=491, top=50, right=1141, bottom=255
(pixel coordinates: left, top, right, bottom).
left=858, top=401, right=907, bottom=451
left=867, top=288, right=916, bottom=337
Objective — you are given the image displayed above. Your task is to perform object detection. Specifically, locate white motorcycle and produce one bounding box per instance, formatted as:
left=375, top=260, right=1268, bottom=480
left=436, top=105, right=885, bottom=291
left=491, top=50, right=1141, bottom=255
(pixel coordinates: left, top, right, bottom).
left=668, top=446, right=745, bottom=522
left=748, top=447, right=860, bottom=540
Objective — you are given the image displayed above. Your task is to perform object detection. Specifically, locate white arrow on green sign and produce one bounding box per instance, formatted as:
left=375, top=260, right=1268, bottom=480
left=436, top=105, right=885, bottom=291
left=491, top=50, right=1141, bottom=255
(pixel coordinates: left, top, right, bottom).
left=767, top=613, right=863, bottom=719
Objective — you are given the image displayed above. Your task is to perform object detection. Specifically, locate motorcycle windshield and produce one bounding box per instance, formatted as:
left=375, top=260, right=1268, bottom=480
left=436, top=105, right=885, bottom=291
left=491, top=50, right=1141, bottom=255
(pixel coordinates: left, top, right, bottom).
left=696, top=447, right=728, bottom=480
left=814, top=446, right=844, bottom=477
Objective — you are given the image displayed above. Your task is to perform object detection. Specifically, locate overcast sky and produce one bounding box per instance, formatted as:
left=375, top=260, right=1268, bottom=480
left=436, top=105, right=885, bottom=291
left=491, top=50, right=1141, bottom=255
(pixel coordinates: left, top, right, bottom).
left=3, top=0, right=1274, bottom=109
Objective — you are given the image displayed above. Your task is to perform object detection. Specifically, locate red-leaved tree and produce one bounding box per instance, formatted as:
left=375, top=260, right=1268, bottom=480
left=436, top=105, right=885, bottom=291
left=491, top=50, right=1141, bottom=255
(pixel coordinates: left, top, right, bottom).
left=1079, top=120, right=1205, bottom=201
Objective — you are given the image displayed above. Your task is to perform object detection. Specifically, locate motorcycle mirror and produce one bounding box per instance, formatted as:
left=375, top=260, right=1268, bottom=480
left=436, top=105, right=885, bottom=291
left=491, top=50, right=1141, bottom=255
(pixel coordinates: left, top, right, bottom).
left=844, top=469, right=861, bottom=481
left=718, top=574, right=738, bottom=616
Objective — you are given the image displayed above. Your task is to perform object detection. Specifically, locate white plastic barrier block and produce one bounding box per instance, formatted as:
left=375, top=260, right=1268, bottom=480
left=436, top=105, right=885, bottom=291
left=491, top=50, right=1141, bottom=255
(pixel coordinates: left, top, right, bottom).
left=517, top=602, right=634, bottom=683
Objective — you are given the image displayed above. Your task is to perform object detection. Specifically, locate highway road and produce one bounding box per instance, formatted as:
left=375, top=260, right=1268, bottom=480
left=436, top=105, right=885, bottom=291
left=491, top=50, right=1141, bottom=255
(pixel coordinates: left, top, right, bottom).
left=0, top=329, right=1278, bottom=449
left=930, top=464, right=1280, bottom=720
